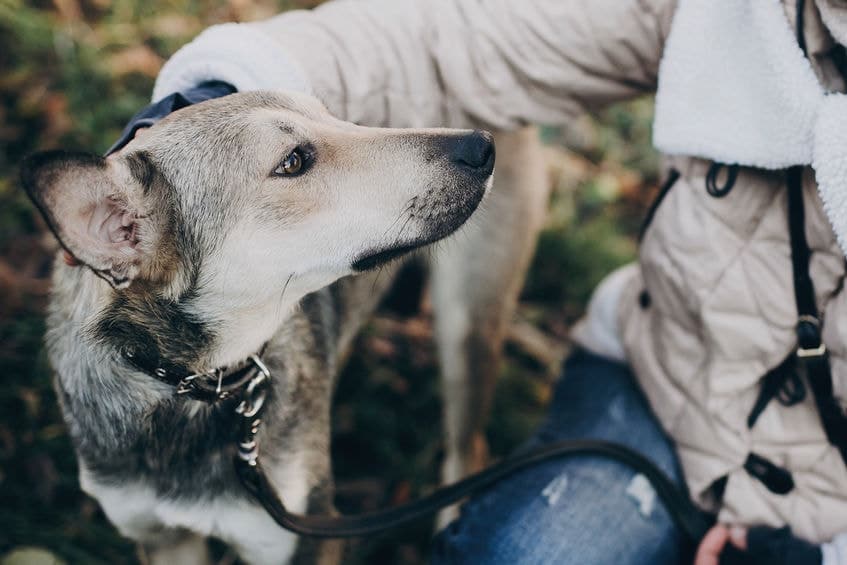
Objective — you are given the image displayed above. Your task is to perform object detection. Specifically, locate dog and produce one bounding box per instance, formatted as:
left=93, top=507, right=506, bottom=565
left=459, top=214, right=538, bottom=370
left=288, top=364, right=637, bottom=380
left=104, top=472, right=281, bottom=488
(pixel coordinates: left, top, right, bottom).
left=21, top=90, right=549, bottom=564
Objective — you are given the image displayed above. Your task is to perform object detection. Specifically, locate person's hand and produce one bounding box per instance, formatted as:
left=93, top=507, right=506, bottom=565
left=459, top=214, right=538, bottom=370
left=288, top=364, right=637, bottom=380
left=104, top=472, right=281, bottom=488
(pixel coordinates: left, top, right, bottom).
left=694, top=525, right=746, bottom=565
left=696, top=524, right=823, bottom=565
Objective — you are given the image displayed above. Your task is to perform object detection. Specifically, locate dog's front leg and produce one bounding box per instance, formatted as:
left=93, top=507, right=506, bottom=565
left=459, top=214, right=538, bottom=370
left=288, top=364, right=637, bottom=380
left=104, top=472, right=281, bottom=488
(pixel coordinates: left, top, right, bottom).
left=430, top=127, right=550, bottom=528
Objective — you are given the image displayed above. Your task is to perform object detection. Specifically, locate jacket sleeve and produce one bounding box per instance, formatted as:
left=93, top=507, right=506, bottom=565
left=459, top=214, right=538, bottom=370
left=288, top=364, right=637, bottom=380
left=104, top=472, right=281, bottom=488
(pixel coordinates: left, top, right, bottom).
left=153, top=0, right=677, bottom=129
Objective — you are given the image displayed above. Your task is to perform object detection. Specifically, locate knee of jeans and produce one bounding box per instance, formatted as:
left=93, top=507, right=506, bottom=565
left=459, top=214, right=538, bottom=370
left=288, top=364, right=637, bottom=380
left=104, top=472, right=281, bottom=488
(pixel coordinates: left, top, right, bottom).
left=431, top=461, right=684, bottom=565
left=531, top=430, right=682, bottom=488
left=432, top=507, right=682, bottom=565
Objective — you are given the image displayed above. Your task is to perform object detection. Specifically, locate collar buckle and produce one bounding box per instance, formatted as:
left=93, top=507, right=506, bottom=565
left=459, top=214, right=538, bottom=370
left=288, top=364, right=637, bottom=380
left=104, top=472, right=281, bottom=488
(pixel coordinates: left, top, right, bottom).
left=176, top=372, right=203, bottom=395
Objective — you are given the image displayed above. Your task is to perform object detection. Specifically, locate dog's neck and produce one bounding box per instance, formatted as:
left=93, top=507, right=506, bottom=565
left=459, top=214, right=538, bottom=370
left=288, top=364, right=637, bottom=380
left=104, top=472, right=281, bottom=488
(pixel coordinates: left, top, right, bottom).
left=184, top=270, right=331, bottom=369
left=60, top=262, right=310, bottom=377
left=188, top=291, right=300, bottom=369
left=56, top=251, right=342, bottom=387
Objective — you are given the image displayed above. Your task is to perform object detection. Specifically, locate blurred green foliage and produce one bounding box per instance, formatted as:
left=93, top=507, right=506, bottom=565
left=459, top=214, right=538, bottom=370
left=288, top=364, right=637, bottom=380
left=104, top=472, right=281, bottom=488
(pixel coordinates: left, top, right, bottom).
left=0, top=1, right=658, bottom=563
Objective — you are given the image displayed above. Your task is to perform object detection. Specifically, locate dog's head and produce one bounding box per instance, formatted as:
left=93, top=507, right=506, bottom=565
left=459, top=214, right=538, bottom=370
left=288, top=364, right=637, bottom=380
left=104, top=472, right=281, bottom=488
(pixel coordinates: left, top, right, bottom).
left=21, top=91, right=493, bottom=360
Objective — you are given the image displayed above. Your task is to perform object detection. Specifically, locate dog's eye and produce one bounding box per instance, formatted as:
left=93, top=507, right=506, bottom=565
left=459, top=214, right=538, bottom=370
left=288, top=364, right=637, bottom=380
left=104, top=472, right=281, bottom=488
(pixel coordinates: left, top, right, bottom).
left=274, top=149, right=305, bottom=177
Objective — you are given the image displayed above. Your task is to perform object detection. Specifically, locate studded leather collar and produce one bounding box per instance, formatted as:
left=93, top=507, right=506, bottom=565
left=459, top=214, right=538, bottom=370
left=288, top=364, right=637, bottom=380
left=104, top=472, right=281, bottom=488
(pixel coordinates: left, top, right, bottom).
left=122, top=345, right=269, bottom=403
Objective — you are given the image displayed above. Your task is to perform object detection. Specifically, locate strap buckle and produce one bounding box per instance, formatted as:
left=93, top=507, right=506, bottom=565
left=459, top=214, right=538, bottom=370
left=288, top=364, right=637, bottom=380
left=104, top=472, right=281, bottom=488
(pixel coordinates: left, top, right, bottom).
left=797, top=344, right=826, bottom=359
left=796, top=315, right=827, bottom=359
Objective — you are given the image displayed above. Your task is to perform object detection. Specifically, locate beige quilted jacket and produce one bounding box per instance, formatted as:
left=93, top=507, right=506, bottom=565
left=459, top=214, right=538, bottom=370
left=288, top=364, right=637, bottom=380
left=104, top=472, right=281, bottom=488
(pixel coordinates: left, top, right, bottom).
left=154, top=0, right=847, bottom=544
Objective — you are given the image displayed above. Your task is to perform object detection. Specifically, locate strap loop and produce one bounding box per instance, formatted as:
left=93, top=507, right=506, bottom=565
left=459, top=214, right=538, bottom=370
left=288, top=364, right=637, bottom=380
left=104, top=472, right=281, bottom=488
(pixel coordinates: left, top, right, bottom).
left=748, top=356, right=806, bottom=428
left=705, top=162, right=739, bottom=198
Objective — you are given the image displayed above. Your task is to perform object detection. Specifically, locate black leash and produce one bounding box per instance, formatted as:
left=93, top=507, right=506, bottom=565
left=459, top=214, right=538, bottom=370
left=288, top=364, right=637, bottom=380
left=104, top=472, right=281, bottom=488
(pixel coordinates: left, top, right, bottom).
left=120, top=345, right=712, bottom=542
left=236, top=437, right=712, bottom=541
left=226, top=360, right=713, bottom=542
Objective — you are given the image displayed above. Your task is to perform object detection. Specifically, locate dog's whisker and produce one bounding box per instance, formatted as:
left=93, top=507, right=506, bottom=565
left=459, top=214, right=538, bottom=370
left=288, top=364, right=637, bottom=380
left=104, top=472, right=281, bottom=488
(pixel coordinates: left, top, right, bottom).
left=280, top=273, right=294, bottom=305
left=381, top=211, right=407, bottom=241
left=392, top=214, right=415, bottom=247
left=371, top=265, right=386, bottom=293
left=272, top=273, right=296, bottom=322
left=380, top=198, right=417, bottom=241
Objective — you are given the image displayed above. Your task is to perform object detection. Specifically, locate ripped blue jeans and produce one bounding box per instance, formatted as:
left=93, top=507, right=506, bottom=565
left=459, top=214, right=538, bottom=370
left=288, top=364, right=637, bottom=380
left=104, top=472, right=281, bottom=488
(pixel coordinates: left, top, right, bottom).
left=432, top=349, right=687, bottom=565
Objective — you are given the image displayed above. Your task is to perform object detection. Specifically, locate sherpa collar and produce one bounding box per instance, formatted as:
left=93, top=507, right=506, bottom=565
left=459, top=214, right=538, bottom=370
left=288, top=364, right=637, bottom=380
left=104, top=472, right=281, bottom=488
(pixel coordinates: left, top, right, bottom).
left=653, top=0, right=847, bottom=255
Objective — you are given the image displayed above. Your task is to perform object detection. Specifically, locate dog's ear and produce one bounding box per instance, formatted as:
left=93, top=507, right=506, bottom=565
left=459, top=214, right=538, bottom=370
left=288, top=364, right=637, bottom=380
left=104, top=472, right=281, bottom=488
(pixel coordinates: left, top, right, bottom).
left=21, top=150, right=157, bottom=289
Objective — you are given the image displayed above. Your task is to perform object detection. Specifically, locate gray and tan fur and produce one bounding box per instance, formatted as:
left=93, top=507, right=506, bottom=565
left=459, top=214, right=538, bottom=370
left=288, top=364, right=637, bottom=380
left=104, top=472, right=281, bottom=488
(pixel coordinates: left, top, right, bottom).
left=22, top=90, right=549, bottom=564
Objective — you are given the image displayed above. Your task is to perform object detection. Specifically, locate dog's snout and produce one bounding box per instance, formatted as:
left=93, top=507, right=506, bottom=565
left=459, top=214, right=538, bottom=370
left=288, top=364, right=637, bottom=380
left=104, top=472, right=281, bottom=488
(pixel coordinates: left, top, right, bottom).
left=448, top=130, right=495, bottom=175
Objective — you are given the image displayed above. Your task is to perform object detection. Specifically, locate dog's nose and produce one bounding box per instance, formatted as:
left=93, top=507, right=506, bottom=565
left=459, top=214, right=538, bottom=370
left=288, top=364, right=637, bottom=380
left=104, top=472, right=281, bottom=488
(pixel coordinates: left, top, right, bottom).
left=449, top=130, right=495, bottom=175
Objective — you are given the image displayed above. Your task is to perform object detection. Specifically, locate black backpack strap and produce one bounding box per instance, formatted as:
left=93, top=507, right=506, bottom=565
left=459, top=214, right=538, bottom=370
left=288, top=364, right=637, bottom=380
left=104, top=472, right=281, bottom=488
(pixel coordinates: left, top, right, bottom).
left=785, top=166, right=847, bottom=465
left=787, top=167, right=821, bottom=349
left=747, top=0, right=847, bottom=464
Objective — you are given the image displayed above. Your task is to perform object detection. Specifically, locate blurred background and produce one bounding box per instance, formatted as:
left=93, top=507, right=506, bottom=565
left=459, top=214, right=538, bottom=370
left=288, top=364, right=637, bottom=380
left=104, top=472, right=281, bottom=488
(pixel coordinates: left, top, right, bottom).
left=0, top=0, right=660, bottom=563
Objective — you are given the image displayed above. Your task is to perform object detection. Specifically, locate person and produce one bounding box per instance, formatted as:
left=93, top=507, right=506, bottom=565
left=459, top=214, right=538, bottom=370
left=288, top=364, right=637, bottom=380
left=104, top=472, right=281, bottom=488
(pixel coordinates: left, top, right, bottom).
left=135, top=0, right=847, bottom=562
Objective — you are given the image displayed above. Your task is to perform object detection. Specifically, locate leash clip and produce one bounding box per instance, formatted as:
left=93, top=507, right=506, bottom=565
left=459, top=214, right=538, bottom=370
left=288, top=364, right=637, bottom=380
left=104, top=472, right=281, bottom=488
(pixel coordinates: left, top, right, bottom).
left=235, top=356, right=272, bottom=466
left=236, top=356, right=271, bottom=417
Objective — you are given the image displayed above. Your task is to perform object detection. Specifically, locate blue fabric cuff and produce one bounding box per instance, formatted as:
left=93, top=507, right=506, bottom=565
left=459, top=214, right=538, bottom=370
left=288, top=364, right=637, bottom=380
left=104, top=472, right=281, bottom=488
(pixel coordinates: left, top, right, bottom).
left=106, top=80, right=236, bottom=155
